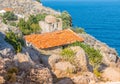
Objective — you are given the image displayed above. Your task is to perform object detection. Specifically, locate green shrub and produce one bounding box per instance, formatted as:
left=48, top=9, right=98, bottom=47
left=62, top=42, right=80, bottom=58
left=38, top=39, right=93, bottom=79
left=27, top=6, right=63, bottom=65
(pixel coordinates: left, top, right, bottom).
left=9, top=22, right=17, bottom=26
left=61, top=48, right=75, bottom=63
left=36, top=0, right=40, bottom=2
left=71, top=27, right=85, bottom=34
left=93, top=68, right=101, bottom=78
left=18, top=14, right=45, bottom=35
left=70, top=42, right=103, bottom=68
left=2, top=18, right=7, bottom=24
left=66, top=68, right=77, bottom=74
left=36, top=13, right=47, bottom=21
left=58, top=11, right=72, bottom=29
left=5, top=31, right=24, bottom=53
left=3, top=11, right=17, bottom=21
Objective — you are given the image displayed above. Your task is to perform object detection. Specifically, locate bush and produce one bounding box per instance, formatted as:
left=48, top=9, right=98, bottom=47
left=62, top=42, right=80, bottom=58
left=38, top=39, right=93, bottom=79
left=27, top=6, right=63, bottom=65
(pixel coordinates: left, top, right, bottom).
left=5, top=31, right=24, bottom=53
left=93, top=68, right=101, bottom=78
left=3, top=12, right=17, bottom=21
left=2, top=18, right=7, bottom=24
left=36, top=0, right=40, bottom=2
left=58, top=11, right=72, bottom=29
left=18, top=14, right=45, bottom=35
left=9, top=22, right=17, bottom=26
left=71, top=27, right=85, bottom=34
left=61, top=48, right=75, bottom=63
left=36, top=13, right=47, bottom=21
left=70, top=42, right=103, bottom=68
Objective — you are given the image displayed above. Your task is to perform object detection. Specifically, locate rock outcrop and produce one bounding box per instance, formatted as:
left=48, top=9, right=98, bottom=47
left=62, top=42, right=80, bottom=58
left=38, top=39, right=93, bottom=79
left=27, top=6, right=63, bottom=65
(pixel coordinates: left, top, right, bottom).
left=14, top=53, right=34, bottom=71
left=0, top=0, right=60, bottom=17
left=79, top=34, right=119, bottom=65
left=102, top=67, right=120, bottom=81
left=72, top=72, right=97, bottom=84
left=55, top=62, right=76, bottom=72
left=27, top=65, right=53, bottom=84
left=0, top=76, right=5, bottom=84
left=56, top=78, right=73, bottom=84
left=49, top=54, right=62, bottom=68
left=70, top=46, right=89, bottom=71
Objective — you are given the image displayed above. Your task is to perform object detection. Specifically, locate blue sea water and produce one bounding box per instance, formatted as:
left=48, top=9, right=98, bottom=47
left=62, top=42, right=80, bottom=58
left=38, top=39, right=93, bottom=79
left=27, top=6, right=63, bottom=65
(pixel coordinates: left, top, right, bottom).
left=42, top=1, right=120, bottom=55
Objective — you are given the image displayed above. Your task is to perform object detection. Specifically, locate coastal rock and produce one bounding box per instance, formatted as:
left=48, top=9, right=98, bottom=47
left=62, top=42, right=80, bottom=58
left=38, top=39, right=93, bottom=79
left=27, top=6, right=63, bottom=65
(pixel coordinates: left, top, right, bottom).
left=27, top=65, right=53, bottom=84
left=102, top=67, right=120, bottom=81
left=55, top=62, right=76, bottom=72
left=70, top=46, right=88, bottom=71
left=56, top=78, right=73, bottom=84
left=49, top=54, right=62, bottom=67
left=116, top=58, right=120, bottom=68
left=0, top=76, right=5, bottom=84
left=22, top=47, right=41, bottom=64
left=0, top=33, right=14, bottom=58
left=14, top=53, right=34, bottom=71
left=79, top=34, right=118, bottom=65
left=72, top=72, right=97, bottom=84
left=0, top=0, right=60, bottom=17
left=0, top=58, right=6, bottom=75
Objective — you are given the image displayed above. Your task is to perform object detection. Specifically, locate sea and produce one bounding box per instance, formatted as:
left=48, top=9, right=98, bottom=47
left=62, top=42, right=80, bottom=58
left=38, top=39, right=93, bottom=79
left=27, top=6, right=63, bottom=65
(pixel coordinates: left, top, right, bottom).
left=42, top=0, right=120, bottom=56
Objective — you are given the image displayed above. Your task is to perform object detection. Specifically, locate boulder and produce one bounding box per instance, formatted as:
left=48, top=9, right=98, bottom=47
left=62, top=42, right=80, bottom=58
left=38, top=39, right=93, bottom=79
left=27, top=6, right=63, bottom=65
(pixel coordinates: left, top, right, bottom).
left=0, top=33, right=14, bottom=58
left=22, top=47, right=41, bottom=64
left=72, top=72, right=97, bottom=84
left=75, top=47, right=88, bottom=71
left=70, top=46, right=88, bottom=71
left=49, top=54, right=62, bottom=67
left=14, top=53, right=34, bottom=71
left=27, top=65, right=53, bottom=84
left=56, top=78, right=73, bottom=84
left=0, top=58, right=6, bottom=75
left=102, top=67, right=120, bottom=81
left=55, top=62, right=76, bottom=73
left=0, top=76, right=5, bottom=84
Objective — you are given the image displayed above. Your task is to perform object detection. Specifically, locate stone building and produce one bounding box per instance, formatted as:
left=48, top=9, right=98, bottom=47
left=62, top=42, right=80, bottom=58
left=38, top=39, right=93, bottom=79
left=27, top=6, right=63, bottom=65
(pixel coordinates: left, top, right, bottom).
left=39, top=15, right=62, bottom=33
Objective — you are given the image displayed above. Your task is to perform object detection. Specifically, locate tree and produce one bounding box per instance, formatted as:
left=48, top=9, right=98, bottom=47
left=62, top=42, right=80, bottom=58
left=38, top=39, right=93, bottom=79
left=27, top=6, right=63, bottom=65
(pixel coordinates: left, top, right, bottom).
left=60, top=11, right=72, bottom=29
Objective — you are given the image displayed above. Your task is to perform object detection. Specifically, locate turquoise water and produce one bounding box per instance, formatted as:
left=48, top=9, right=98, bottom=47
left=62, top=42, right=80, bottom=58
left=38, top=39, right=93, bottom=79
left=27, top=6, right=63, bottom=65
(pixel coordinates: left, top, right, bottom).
left=42, top=1, right=120, bottom=55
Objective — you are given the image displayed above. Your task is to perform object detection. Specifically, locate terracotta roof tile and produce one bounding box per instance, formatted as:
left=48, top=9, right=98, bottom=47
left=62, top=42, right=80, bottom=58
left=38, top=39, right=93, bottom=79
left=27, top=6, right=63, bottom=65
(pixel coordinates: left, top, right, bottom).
left=3, top=8, right=13, bottom=12
left=24, top=29, right=84, bottom=49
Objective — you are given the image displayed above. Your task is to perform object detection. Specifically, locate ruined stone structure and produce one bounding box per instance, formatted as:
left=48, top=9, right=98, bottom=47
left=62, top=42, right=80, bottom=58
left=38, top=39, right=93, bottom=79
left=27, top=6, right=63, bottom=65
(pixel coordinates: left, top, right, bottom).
left=39, top=15, right=62, bottom=33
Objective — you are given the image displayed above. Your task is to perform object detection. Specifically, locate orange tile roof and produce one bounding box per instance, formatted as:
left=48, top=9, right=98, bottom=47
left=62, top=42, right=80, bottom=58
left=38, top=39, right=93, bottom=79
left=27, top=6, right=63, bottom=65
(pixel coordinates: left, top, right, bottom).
left=3, top=8, right=13, bottom=12
left=24, top=29, right=84, bottom=49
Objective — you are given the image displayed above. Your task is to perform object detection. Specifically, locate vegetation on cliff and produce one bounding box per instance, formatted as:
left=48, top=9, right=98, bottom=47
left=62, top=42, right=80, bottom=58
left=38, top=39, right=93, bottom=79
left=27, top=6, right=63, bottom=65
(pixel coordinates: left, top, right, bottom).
left=2, top=12, right=17, bottom=21
left=61, top=48, right=75, bottom=64
left=59, top=11, right=72, bottom=29
left=70, top=41, right=103, bottom=68
left=5, top=31, right=24, bottom=53
left=18, top=14, right=47, bottom=35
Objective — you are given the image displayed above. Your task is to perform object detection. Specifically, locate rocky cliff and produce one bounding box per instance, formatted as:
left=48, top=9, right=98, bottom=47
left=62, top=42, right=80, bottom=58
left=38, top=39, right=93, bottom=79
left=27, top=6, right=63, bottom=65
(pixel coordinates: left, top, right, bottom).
left=0, top=0, right=60, bottom=16
left=0, top=0, right=120, bottom=84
